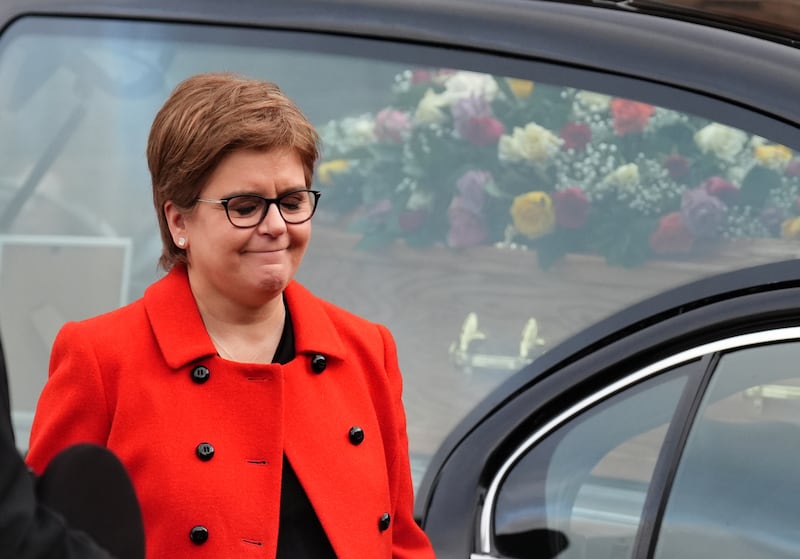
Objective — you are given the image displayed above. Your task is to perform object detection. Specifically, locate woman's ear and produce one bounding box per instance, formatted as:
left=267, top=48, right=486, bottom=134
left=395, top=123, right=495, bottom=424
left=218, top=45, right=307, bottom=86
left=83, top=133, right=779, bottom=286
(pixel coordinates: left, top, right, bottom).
left=163, top=201, right=187, bottom=247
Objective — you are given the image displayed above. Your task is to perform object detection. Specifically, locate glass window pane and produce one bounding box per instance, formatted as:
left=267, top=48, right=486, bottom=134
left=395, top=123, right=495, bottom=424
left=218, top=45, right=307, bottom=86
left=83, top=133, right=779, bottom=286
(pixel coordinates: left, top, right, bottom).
left=494, top=372, right=689, bottom=559
left=0, top=15, right=798, bottom=490
left=655, top=343, right=800, bottom=559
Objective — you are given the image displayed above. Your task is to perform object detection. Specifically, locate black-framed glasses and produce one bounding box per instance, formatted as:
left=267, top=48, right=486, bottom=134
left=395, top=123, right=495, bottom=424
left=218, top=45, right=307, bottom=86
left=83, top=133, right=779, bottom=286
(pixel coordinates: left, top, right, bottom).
left=196, top=189, right=321, bottom=228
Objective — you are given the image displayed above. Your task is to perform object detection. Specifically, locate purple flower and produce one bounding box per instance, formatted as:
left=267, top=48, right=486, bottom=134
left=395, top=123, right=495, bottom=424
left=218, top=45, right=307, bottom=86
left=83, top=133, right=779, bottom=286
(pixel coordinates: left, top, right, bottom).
left=451, top=95, right=492, bottom=122
left=454, top=170, right=491, bottom=213
left=447, top=197, right=488, bottom=248
left=680, top=187, right=727, bottom=239
left=447, top=170, right=493, bottom=248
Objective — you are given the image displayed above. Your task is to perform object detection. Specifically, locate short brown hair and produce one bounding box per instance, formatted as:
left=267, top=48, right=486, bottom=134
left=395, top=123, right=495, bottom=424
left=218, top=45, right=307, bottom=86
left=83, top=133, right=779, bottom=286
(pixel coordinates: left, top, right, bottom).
left=147, top=72, right=320, bottom=270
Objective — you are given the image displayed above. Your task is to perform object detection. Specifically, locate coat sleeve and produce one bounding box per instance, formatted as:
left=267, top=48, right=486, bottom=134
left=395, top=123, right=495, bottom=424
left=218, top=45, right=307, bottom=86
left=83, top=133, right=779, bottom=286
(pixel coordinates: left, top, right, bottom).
left=376, top=324, right=436, bottom=559
left=25, top=322, right=112, bottom=475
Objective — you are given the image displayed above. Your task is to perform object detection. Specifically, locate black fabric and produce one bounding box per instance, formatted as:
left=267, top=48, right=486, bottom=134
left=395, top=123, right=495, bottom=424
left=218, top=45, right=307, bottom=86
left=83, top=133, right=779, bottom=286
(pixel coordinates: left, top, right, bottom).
left=36, top=444, right=145, bottom=559
left=0, top=330, right=123, bottom=558
left=273, top=303, right=338, bottom=558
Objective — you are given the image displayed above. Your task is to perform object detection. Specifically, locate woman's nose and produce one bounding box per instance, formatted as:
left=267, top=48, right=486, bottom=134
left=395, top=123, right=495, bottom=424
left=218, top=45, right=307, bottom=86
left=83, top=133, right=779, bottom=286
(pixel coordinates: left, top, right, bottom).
left=257, top=202, right=287, bottom=234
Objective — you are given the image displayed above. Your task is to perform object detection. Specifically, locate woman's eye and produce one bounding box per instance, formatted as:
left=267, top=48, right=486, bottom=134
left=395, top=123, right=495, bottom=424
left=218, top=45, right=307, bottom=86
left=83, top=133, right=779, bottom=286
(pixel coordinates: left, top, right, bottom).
left=280, top=193, right=308, bottom=211
left=229, top=198, right=261, bottom=216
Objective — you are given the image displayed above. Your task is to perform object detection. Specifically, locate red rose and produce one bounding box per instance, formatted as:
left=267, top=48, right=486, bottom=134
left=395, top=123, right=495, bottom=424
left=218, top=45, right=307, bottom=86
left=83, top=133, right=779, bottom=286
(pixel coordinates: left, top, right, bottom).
left=701, top=176, right=739, bottom=205
left=553, top=187, right=590, bottom=229
left=650, top=212, right=694, bottom=255
left=456, top=116, right=505, bottom=146
left=560, top=122, right=592, bottom=152
left=610, top=98, right=655, bottom=136
left=663, top=155, right=690, bottom=180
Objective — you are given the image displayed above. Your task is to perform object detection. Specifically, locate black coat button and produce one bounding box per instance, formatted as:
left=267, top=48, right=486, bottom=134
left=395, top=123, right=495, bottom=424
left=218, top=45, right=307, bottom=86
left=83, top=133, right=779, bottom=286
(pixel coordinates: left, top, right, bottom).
left=191, top=366, right=210, bottom=384
left=195, top=442, right=215, bottom=461
left=348, top=426, right=364, bottom=445
left=311, top=354, right=327, bottom=373
left=379, top=512, right=391, bottom=532
left=189, top=525, right=209, bottom=545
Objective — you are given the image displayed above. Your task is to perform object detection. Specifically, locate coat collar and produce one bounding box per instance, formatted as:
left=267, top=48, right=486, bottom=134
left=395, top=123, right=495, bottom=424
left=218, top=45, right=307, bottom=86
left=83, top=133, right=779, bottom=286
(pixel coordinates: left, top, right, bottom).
left=144, top=265, right=346, bottom=369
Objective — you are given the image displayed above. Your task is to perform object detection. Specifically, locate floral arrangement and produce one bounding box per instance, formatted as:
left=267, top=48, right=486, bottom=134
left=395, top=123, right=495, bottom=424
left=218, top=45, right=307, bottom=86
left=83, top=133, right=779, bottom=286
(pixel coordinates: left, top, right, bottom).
left=316, top=68, right=800, bottom=267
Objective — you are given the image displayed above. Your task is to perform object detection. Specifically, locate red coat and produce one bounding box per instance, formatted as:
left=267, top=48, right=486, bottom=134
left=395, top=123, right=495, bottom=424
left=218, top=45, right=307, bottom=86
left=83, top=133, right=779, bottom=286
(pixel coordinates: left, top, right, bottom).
left=26, top=265, right=435, bottom=559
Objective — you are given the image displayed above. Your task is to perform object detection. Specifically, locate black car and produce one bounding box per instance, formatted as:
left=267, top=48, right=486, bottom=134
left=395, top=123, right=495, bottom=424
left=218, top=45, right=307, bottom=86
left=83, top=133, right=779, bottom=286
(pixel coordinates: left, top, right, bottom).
left=0, top=0, right=799, bottom=557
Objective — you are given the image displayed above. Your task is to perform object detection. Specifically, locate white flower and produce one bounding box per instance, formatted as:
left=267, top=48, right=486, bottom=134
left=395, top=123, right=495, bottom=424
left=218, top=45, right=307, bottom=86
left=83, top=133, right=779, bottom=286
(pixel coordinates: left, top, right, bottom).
left=605, top=163, right=641, bottom=193
left=339, top=114, right=376, bottom=150
left=694, top=123, right=747, bottom=162
left=414, top=89, right=449, bottom=125
left=498, top=122, right=563, bottom=165
left=406, top=188, right=434, bottom=211
left=442, top=71, right=499, bottom=104
left=574, top=91, right=612, bottom=113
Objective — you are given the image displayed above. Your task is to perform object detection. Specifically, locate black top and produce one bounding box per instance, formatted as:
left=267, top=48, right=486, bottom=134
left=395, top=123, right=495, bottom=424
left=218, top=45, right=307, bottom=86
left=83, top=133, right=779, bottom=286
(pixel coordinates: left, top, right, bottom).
left=273, top=304, right=338, bottom=558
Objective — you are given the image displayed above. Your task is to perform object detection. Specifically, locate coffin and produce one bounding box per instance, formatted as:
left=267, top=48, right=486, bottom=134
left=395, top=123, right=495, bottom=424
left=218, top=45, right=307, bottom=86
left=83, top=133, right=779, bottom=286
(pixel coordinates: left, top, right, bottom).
left=298, top=225, right=800, bottom=455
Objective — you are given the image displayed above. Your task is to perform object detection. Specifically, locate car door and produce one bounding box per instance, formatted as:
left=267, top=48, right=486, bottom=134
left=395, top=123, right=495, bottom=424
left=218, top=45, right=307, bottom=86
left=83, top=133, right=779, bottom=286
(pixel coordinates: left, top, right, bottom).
left=0, top=0, right=799, bottom=548
left=416, top=260, right=800, bottom=558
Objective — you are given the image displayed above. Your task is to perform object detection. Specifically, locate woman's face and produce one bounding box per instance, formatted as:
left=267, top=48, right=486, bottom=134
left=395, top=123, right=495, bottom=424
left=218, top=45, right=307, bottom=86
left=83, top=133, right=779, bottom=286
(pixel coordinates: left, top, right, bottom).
left=165, top=147, right=312, bottom=307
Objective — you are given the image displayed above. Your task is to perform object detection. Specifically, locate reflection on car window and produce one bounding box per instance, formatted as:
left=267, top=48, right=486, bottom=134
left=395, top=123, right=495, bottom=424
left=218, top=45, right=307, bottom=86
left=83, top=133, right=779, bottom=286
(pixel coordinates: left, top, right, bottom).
left=0, top=15, right=798, bottom=488
left=655, top=343, right=800, bottom=559
left=493, top=372, right=689, bottom=559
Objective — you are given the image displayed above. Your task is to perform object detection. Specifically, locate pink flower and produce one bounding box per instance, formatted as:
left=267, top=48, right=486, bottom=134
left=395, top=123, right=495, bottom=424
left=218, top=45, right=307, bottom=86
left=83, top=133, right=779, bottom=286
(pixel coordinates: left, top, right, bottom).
left=374, top=108, right=411, bottom=143
left=650, top=212, right=694, bottom=255
left=786, top=158, right=800, bottom=177
left=610, top=98, right=655, bottom=135
left=560, top=122, right=591, bottom=152
left=410, top=69, right=434, bottom=85
left=553, top=187, right=590, bottom=229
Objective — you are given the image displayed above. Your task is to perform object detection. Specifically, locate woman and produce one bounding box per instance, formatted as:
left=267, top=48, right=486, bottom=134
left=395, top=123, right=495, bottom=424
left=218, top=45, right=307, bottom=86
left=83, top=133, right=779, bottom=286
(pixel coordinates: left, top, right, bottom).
left=26, top=73, right=435, bottom=558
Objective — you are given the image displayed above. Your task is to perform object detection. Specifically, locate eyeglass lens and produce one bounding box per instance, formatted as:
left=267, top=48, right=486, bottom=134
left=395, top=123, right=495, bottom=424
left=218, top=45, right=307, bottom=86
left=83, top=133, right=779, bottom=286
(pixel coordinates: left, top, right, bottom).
left=227, top=190, right=317, bottom=226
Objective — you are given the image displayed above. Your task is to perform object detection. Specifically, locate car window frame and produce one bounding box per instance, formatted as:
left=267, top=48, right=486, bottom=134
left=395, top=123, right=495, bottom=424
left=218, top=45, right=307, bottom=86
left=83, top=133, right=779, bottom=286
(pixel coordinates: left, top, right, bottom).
left=472, top=326, right=800, bottom=558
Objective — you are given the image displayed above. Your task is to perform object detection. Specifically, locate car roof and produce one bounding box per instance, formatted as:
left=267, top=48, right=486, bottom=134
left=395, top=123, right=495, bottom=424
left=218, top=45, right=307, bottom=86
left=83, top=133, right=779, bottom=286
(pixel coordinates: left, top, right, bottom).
left=628, top=0, right=800, bottom=42
left=2, top=0, right=799, bottom=128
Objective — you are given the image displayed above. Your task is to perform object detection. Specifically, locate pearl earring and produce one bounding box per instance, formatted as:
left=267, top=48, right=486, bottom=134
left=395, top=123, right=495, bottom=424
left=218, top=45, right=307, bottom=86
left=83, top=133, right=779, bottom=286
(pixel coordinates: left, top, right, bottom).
left=178, top=237, right=186, bottom=247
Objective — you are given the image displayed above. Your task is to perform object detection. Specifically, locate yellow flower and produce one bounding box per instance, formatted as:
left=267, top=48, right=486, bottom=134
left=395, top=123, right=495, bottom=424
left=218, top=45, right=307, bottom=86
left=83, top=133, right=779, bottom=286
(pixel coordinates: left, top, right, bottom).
left=510, top=191, right=555, bottom=239
left=755, top=144, right=793, bottom=170
left=781, top=217, right=800, bottom=240
left=317, top=159, right=350, bottom=185
left=506, top=78, right=534, bottom=99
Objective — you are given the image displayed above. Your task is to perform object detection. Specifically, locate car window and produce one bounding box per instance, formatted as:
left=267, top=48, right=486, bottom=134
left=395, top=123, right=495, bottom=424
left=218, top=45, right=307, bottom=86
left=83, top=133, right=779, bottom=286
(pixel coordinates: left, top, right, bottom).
left=490, top=370, right=690, bottom=559
left=1, top=15, right=799, bottom=491
left=654, top=342, right=800, bottom=559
